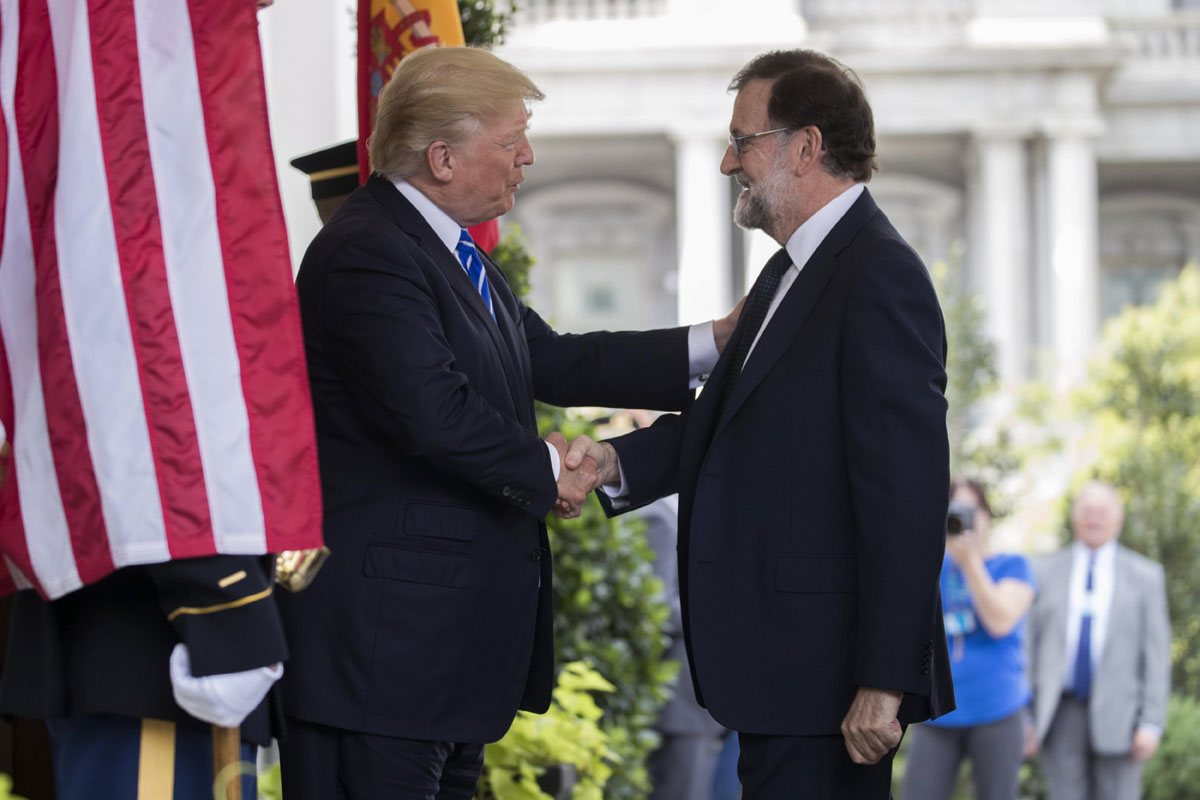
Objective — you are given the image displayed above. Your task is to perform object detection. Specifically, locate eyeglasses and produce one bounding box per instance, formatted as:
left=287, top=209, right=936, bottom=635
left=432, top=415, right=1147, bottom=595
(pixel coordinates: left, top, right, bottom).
left=728, top=127, right=791, bottom=156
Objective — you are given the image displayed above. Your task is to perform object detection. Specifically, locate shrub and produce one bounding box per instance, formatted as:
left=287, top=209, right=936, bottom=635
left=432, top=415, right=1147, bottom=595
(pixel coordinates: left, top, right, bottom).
left=1143, top=695, right=1200, bottom=800
left=0, top=775, right=25, bottom=800
left=478, top=661, right=618, bottom=800
left=1074, top=265, right=1200, bottom=696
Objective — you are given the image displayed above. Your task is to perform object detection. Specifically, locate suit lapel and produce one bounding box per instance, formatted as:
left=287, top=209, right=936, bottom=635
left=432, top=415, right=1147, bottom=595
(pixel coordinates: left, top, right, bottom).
left=1046, top=550, right=1073, bottom=678
left=482, top=253, right=535, bottom=427
left=709, top=189, right=882, bottom=441
left=367, top=177, right=529, bottom=421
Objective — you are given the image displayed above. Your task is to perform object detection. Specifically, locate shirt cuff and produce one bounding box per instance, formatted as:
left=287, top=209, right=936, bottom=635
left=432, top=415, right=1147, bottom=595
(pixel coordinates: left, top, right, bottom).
left=545, top=441, right=561, bottom=481
left=600, top=454, right=631, bottom=511
left=688, top=322, right=719, bottom=389
left=1137, top=723, right=1163, bottom=740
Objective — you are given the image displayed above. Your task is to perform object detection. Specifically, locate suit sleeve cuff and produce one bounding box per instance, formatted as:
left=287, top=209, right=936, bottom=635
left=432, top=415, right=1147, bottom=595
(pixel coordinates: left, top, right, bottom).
left=1137, top=723, right=1163, bottom=740
left=688, top=323, right=719, bottom=389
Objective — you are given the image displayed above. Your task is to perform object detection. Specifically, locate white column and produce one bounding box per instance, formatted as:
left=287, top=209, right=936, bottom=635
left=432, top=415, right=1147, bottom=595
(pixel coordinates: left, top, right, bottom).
left=672, top=134, right=732, bottom=324
left=966, top=133, right=1030, bottom=383
left=259, top=2, right=356, bottom=272
left=1046, top=132, right=1100, bottom=387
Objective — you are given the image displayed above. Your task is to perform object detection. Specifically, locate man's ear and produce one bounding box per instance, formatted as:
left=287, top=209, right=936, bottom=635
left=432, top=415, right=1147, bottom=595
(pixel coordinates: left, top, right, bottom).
left=426, top=141, right=454, bottom=184
left=790, top=126, right=824, bottom=177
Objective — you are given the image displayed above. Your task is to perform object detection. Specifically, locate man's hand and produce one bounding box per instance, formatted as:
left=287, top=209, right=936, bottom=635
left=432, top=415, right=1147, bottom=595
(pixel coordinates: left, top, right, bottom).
left=841, top=686, right=903, bottom=765
left=713, top=296, right=747, bottom=355
left=545, top=432, right=599, bottom=519
left=565, top=434, right=619, bottom=486
left=1132, top=728, right=1161, bottom=763
left=0, top=440, right=10, bottom=492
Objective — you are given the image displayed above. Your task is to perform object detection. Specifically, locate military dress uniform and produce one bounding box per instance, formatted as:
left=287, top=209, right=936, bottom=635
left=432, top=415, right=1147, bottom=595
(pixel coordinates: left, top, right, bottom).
left=0, top=554, right=285, bottom=799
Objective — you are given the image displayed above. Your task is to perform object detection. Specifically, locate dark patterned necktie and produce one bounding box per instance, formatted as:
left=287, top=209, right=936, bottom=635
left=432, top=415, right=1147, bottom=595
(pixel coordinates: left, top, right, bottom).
left=718, top=248, right=792, bottom=412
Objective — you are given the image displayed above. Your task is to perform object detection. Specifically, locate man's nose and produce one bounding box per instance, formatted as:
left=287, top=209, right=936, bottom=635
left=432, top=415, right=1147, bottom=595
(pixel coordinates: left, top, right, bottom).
left=720, top=145, right=739, bottom=176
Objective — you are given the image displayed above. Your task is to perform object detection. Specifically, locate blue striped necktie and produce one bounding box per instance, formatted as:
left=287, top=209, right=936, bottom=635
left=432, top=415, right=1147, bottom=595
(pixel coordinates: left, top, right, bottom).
left=455, top=229, right=495, bottom=321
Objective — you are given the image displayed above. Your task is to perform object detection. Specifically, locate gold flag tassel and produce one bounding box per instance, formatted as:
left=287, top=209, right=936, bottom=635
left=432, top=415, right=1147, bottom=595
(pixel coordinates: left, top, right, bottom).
left=274, top=547, right=331, bottom=593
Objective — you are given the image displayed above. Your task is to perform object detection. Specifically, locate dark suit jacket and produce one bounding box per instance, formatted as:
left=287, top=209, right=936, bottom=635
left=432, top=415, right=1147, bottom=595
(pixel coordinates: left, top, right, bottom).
left=602, top=189, right=955, bottom=736
left=277, top=176, right=691, bottom=744
left=0, top=555, right=286, bottom=746
left=639, top=496, right=725, bottom=738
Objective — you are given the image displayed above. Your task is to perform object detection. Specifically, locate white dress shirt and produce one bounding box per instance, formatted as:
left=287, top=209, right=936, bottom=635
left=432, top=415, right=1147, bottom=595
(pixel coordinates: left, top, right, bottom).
left=744, top=183, right=865, bottom=360
left=392, top=179, right=720, bottom=479
left=1063, top=539, right=1117, bottom=690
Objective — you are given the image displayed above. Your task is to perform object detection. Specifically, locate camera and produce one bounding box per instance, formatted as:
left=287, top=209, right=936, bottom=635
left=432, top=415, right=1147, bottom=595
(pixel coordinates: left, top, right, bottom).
left=946, top=500, right=975, bottom=536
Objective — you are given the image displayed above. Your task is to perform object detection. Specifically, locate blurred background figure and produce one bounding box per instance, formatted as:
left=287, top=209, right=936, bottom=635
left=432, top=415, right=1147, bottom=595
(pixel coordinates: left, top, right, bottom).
left=902, top=478, right=1036, bottom=800
left=1027, top=481, right=1170, bottom=800
left=626, top=410, right=729, bottom=800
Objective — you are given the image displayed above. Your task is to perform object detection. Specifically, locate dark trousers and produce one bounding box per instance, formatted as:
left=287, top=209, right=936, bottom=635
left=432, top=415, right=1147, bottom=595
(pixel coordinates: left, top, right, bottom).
left=738, top=731, right=896, bottom=799
left=899, top=710, right=1025, bottom=800
left=48, top=714, right=256, bottom=800
left=280, top=716, right=485, bottom=800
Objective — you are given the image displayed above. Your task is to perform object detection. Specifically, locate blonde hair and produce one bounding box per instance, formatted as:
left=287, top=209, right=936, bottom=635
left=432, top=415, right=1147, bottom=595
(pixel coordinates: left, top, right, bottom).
left=369, top=47, right=545, bottom=180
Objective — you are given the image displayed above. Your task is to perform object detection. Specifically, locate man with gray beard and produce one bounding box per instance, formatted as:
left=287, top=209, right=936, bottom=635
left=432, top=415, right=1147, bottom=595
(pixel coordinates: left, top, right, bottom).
left=567, top=49, right=956, bottom=797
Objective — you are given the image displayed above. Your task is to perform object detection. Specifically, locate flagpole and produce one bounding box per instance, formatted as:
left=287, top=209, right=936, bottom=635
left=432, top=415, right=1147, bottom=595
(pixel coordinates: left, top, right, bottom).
left=212, top=725, right=243, bottom=800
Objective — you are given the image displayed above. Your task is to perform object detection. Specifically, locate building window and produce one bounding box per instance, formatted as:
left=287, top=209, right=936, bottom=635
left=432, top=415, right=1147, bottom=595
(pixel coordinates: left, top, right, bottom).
left=1099, top=195, right=1200, bottom=318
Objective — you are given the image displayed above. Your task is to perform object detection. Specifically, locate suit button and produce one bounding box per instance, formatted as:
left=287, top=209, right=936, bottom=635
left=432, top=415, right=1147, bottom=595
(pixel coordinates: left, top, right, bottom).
left=502, top=487, right=512, bottom=498
left=920, top=667, right=930, bottom=676
left=530, top=548, right=541, bottom=561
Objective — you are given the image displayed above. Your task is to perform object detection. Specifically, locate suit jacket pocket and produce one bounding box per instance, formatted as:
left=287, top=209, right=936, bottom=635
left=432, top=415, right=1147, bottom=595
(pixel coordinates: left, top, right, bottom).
left=364, top=543, right=471, bottom=589
left=404, top=502, right=481, bottom=542
left=775, top=555, right=856, bottom=594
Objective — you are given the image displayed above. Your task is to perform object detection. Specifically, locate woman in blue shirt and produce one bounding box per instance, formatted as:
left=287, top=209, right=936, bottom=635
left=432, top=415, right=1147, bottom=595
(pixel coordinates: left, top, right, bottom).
left=901, top=478, right=1037, bottom=800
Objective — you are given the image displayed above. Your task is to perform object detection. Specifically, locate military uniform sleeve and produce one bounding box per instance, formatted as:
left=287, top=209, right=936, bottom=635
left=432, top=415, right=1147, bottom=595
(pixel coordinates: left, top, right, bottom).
left=145, top=554, right=286, bottom=678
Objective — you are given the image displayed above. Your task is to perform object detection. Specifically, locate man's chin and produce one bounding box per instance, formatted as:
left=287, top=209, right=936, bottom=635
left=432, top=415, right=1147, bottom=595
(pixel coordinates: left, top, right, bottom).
left=733, top=197, right=763, bottom=232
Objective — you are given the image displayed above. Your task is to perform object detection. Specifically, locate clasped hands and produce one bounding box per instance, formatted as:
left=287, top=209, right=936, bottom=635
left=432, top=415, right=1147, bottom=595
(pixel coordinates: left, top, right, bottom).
left=545, top=432, right=617, bottom=519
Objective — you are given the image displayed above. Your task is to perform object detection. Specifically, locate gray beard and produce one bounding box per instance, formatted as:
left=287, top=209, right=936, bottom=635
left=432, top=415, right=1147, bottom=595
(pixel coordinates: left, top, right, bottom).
left=734, top=187, right=771, bottom=232
left=732, top=160, right=789, bottom=236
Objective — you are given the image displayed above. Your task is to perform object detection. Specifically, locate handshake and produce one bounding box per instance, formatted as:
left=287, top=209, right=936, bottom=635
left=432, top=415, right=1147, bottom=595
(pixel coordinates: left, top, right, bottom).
left=545, top=432, right=619, bottom=519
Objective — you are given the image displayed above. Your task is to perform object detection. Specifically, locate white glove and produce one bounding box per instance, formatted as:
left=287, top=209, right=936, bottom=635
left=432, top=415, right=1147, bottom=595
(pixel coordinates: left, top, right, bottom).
left=169, top=643, right=282, bottom=728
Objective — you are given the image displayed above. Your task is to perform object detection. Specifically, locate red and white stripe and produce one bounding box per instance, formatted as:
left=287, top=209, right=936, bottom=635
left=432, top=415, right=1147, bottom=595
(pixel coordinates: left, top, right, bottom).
left=0, top=0, right=323, bottom=599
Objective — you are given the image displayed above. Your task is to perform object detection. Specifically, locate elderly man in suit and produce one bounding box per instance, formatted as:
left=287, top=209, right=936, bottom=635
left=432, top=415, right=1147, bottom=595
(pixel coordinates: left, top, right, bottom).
left=1028, top=481, right=1171, bottom=800
left=568, top=49, right=955, bottom=798
left=275, top=46, right=742, bottom=799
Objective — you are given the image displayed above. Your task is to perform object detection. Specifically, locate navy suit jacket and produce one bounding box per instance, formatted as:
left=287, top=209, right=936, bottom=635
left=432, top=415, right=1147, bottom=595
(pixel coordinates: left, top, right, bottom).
left=602, top=189, right=955, bottom=735
left=278, top=176, right=691, bottom=743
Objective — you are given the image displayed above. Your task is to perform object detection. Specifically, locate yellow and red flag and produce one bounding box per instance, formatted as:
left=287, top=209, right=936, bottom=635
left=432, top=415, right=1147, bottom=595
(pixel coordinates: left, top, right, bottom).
left=357, top=1, right=499, bottom=250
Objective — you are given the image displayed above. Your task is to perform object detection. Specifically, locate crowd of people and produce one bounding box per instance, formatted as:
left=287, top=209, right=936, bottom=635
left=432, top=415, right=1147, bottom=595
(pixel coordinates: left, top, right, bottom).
left=0, top=3, right=1175, bottom=798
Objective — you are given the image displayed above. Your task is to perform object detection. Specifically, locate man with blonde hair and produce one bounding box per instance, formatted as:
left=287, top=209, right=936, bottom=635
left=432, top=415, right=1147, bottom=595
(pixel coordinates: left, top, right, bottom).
left=276, top=46, right=741, bottom=798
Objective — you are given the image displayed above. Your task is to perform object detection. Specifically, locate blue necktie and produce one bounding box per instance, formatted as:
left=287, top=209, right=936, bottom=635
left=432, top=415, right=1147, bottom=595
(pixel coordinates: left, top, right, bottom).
left=455, top=229, right=495, bottom=321
left=1071, top=552, right=1097, bottom=700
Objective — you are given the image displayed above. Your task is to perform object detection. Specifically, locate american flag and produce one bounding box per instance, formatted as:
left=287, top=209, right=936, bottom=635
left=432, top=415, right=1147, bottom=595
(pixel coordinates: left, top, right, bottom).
left=0, top=0, right=323, bottom=599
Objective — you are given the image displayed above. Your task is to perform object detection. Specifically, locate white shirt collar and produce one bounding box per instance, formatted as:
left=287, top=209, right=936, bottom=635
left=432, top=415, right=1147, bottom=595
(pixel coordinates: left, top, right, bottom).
left=393, top=178, right=463, bottom=255
left=782, top=183, right=865, bottom=272
left=1072, top=537, right=1118, bottom=568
